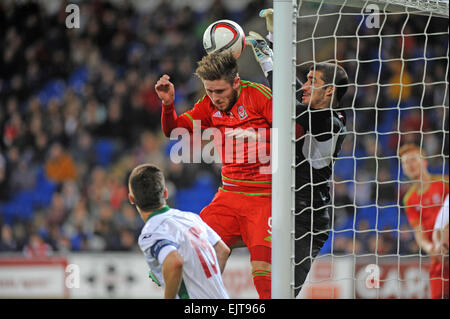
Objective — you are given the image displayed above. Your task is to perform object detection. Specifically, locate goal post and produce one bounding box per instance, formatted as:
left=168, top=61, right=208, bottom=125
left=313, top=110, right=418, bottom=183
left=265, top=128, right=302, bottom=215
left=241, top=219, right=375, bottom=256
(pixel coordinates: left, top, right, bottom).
left=272, top=0, right=449, bottom=299
left=272, top=0, right=297, bottom=299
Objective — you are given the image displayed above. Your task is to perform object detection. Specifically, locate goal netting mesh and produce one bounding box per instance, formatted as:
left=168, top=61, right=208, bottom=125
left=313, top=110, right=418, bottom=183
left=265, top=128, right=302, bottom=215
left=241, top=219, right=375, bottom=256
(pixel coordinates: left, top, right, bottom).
left=295, top=0, right=449, bottom=298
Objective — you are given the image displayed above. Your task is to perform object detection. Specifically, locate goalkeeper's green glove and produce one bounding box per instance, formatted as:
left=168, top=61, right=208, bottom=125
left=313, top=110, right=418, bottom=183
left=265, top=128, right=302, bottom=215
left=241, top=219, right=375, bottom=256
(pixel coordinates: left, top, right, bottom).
left=259, top=8, right=273, bottom=39
left=245, top=31, right=273, bottom=77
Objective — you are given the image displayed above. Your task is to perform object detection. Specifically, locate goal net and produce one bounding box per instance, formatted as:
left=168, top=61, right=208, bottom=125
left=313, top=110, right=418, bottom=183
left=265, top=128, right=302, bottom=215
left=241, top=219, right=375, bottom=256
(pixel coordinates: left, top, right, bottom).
left=286, top=0, right=449, bottom=298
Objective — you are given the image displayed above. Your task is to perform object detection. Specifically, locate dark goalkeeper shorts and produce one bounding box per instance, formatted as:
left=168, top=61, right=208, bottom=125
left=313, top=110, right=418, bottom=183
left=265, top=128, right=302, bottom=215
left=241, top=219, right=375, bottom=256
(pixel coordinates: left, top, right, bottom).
left=294, top=199, right=330, bottom=297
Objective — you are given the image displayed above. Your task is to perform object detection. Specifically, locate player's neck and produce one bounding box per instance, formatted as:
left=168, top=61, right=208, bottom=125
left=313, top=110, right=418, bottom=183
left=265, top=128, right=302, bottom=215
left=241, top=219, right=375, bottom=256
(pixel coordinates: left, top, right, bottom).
left=311, top=103, right=332, bottom=110
left=413, top=171, right=431, bottom=193
left=311, top=98, right=336, bottom=110
left=139, top=203, right=168, bottom=222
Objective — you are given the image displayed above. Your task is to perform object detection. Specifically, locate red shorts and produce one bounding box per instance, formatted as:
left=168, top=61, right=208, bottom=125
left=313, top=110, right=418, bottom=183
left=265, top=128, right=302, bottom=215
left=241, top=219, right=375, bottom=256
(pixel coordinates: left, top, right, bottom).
left=200, top=189, right=272, bottom=263
left=429, top=257, right=449, bottom=299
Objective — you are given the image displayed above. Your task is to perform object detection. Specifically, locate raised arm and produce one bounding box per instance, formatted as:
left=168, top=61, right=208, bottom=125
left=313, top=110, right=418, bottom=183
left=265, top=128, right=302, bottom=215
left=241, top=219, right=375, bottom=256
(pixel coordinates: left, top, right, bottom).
left=155, top=74, right=175, bottom=105
left=155, top=74, right=195, bottom=137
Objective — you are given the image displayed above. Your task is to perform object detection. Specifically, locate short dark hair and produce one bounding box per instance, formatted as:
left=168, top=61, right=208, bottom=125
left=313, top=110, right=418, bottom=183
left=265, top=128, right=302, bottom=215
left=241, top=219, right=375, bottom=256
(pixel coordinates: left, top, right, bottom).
left=195, top=51, right=238, bottom=83
left=309, top=62, right=349, bottom=104
left=128, top=164, right=165, bottom=211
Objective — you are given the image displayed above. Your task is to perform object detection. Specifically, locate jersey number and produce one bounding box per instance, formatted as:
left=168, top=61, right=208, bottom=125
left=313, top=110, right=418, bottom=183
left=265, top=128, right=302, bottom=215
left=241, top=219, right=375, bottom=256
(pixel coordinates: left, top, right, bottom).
left=186, top=225, right=218, bottom=278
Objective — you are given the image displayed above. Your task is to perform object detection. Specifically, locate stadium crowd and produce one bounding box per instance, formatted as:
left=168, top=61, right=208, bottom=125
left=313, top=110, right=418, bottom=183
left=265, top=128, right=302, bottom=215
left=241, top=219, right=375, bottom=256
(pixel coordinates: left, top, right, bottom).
left=0, top=0, right=448, bottom=257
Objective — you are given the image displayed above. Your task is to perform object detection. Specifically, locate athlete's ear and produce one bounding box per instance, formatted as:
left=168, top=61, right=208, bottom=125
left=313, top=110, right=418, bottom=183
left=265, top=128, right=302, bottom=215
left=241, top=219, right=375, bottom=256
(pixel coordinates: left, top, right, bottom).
left=422, top=157, right=428, bottom=169
left=163, top=188, right=168, bottom=200
left=233, top=76, right=240, bottom=90
left=128, top=193, right=135, bottom=205
left=325, top=85, right=337, bottom=107
left=325, top=85, right=335, bottom=97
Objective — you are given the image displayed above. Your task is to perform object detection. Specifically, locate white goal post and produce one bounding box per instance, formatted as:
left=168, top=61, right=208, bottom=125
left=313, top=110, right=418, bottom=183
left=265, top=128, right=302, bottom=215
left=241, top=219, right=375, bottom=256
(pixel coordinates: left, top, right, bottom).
left=272, top=0, right=297, bottom=299
left=272, top=0, right=449, bottom=299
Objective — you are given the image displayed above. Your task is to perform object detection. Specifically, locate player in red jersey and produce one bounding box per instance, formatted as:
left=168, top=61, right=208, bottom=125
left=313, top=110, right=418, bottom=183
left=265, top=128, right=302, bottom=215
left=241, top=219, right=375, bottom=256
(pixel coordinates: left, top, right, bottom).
left=400, top=143, right=449, bottom=299
left=155, top=52, right=273, bottom=299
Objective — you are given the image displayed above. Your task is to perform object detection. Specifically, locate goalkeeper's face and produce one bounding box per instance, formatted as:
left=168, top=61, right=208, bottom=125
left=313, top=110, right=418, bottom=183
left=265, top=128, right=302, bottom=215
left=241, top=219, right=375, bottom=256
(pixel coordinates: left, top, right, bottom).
left=203, top=77, right=240, bottom=112
left=401, top=150, right=428, bottom=180
left=301, top=70, right=334, bottom=109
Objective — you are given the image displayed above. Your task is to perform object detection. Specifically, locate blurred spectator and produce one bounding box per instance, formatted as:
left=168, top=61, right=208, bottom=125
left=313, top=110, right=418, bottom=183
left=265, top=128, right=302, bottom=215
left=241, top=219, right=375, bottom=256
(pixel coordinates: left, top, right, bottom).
left=70, top=130, right=96, bottom=181
left=367, top=232, right=396, bottom=256
left=45, top=142, right=77, bottom=183
left=355, top=220, right=375, bottom=253
left=398, top=224, right=419, bottom=255
left=133, top=130, right=165, bottom=170
left=166, top=161, right=199, bottom=190
left=116, top=202, right=143, bottom=237
left=10, top=159, right=36, bottom=193
left=138, top=74, right=162, bottom=123
left=0, top=224, right=17, bottom=251
left=3, top=111, right=25, bottom=148
left=61, top=181, right=81, bottom=212
left=371, top=167, right=398, bottom=205
left=93, top=203, right=120, bottom=251
left=23, top=233, right=53, bottom=258
left=333, top=236, right=350, bottom=255
left=46, top=192, right=68, bottom=228
left=387, top=61, right=413, bottom=103
left=0, top=152, right=11, bottom=201
left=95, top=98, right=127, bottom=141
left=117, top=228, right=138, bottom=251
left=331, top=179, right=355, bottom=227
left=31, top=130, right=49, bottom=165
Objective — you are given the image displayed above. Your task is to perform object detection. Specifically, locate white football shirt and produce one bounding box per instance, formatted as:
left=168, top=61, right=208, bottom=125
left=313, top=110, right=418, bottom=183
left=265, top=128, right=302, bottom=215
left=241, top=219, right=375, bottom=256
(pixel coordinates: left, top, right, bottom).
left=434, top=194, right=449, bottom=230
left=138, top=205, right=229, bottom=299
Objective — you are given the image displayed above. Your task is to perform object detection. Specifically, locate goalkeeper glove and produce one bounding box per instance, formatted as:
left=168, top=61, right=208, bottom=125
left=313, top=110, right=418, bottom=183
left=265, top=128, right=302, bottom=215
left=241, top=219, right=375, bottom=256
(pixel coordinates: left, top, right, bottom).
left=245, top=31, right=273, bottom=77
left=259, top=8, right=273, bottom=42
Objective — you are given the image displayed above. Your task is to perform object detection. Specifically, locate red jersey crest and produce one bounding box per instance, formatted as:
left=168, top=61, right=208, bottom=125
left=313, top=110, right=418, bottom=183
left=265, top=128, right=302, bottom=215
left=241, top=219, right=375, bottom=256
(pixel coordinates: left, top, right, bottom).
left=237, top=105, right=248, bottom=120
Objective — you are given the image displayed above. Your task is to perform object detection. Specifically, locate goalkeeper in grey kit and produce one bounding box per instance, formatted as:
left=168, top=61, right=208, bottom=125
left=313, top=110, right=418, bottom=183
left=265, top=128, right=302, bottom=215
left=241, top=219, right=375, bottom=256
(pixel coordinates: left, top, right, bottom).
left=246, top=9, right=349, bottom=297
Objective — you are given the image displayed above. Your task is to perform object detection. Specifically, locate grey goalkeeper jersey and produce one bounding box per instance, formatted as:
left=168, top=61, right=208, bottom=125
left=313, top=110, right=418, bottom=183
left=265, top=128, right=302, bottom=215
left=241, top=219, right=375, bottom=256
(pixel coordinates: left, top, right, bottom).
left=267, top=72, right=347, bottom=206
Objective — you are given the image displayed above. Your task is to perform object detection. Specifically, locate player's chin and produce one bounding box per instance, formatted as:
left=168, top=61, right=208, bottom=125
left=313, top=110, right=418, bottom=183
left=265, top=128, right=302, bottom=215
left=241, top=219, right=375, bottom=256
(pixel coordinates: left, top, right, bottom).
left=214, top=103, right=227, bottom=111
left=301, top=96, right=310, bottom=105
left=407, top=172, right=420, bottom=181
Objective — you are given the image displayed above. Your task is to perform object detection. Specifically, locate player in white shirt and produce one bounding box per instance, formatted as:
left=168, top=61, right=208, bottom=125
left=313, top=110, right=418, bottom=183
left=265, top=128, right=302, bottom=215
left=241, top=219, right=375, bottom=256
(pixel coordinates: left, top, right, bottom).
left=128, top=163, right=230, bottom=299
left=433, top=194, right=449, bottom=255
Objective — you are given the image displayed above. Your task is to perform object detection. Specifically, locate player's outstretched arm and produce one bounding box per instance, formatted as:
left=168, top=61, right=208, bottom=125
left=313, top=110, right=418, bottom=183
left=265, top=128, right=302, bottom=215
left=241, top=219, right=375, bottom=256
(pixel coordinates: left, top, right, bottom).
left=162, top=250, right=184, bottom=299
left=260, top=9, right=273, bottom=35
left=214, top=240, right=231, bottom=274
left=156, top=74, right=193, bottom=137
left=245, top=31, right=273, bottom=78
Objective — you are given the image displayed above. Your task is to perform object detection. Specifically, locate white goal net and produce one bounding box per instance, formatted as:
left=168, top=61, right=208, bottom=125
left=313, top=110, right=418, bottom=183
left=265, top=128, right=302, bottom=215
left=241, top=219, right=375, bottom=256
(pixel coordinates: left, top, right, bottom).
left=290, top=0, right=449, bottom=298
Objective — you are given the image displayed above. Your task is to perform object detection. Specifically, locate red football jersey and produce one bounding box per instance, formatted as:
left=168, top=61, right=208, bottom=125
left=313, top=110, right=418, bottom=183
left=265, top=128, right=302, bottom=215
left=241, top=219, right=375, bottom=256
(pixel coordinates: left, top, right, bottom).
left=403, top=176, right=449, bottom=241
left=161, top=80, right=272, bottom=194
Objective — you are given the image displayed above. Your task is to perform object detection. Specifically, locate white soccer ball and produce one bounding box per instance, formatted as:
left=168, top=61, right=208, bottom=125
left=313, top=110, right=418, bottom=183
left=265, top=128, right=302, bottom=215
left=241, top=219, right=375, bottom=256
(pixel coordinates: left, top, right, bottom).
left=203, top=19, right=245, bottom=59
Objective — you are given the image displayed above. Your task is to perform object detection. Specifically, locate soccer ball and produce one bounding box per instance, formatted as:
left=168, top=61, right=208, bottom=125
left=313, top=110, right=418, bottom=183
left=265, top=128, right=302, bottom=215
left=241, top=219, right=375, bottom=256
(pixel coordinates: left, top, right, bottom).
left=203, top=20, right=245, bottom=59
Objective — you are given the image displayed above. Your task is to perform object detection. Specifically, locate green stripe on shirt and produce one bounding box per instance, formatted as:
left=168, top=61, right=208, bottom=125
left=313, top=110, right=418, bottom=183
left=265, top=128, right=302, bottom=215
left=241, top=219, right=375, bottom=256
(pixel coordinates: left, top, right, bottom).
left=241, top=81, right=272, bottom=98
left=219, top=187, right=271, bottom=196
left=222, top=175, right=271, bottom=184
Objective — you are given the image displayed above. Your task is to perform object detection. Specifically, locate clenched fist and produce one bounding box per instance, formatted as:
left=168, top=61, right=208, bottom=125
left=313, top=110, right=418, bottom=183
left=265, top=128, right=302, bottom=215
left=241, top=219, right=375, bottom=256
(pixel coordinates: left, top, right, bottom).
left=155, top=74, right=175, bottom=105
